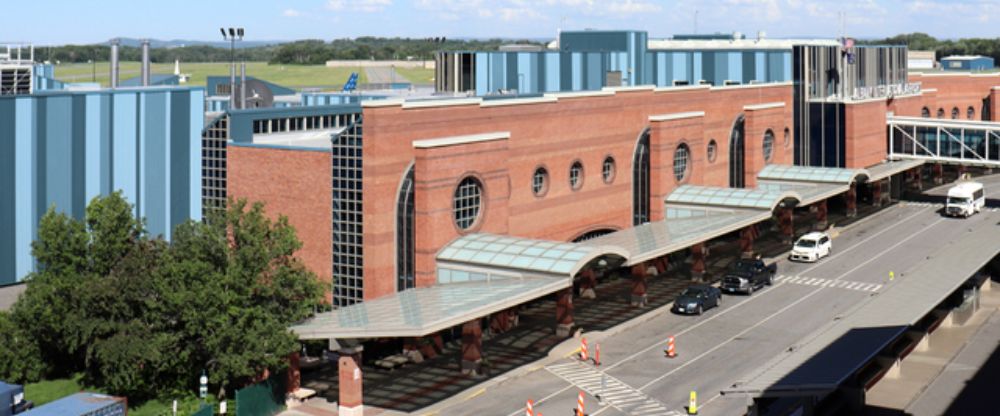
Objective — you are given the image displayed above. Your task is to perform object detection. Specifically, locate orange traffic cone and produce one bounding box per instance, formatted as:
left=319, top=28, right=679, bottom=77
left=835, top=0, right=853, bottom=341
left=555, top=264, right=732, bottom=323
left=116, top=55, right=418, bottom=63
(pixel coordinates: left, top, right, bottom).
left=576, top=391, right=585, bottom=416
left=594, top=343, right=601, bottom=366
left=579, top=337, right=589, bottom=362
left=525, top=399, right=533, bottom=416
left=664, top=335, right=676, bottom=358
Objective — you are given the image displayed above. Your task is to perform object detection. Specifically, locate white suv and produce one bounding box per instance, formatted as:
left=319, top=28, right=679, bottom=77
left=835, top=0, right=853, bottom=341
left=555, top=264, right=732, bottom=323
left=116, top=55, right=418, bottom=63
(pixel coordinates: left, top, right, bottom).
left=790, top=231, right=832, bottom=262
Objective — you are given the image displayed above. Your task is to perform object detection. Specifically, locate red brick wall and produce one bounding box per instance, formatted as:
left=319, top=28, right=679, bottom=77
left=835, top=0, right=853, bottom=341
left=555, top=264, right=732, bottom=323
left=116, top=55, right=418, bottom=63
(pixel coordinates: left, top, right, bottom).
left=649, top=114, right=705, bottom=221
left=903, top=73, right=1000, bottom=120
left=360, top=85, right=793, bottom=300
left=227, top=145, right=333, bottom=301
left=743, top=104, right=793, bottom=187
left=844, top=99, right=889, bottom=169
left=412, top=138, right=511, bottom=290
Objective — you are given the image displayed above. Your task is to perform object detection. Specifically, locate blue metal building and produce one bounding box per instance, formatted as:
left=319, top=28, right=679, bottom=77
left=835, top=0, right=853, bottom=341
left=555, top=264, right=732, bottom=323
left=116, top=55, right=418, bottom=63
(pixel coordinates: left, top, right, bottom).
left=435, top=30, right=822, bottom=95
left=0, top=86, right=204, bottom=284
left=941, top=55, right=995, bottom=71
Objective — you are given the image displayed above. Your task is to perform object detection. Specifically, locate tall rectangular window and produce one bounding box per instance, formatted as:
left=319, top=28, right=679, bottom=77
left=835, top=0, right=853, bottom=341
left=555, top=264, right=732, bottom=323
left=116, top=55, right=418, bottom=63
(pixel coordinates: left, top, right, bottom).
left=332, top=115, right=364, bottom=307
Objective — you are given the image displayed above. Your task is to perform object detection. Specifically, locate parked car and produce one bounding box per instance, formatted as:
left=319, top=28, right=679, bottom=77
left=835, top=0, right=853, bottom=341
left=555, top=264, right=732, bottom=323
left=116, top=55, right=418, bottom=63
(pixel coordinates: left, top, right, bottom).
left=789, top=231, right=832, bottom=262
left=671, top=284, right=721, bottom=315
left=721, top=258, right=777, bottom=294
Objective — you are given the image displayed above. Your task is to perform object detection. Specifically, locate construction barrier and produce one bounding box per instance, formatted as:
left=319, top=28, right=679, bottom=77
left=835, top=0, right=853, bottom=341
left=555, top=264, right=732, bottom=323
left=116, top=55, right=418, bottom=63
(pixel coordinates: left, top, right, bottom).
left=594, top=343, right=601, bottom=366
left=688, top=391, right=698, bottom=415
left=579, top=337, right=589, bottom=362
left=665, top=336, right=676, bottom=358
left=525, top=399, right=533, bottom=416
left=576, top=391, right=585, bottom=416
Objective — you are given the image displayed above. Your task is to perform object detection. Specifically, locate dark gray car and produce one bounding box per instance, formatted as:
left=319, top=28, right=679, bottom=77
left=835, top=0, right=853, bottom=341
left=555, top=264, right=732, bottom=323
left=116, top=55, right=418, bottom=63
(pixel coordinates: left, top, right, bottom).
left=671, top=284, right=721, bottom=315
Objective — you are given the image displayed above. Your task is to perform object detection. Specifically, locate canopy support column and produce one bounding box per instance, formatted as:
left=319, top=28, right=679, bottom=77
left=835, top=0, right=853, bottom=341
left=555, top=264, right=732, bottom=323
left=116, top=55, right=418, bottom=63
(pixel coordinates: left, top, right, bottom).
left=740, top=225, right=758, bottom=258
left=630, top=264, right=648, bottom=307
left=814, top=200, right=828, bottom=230
left=461, top=320, right=483, bottom=376
left=933, top=163, right=944, bottom=185
left=339, top=355, right=364, bottom=416
left=846, top=182, right=857, bottom=218
left=579, top=269, right=598, bottom=299
left=555, top=289, right=575, bottom=337
left=691, top=243, right=708, bottom=282
left=779, top=205, right=794, bottom=244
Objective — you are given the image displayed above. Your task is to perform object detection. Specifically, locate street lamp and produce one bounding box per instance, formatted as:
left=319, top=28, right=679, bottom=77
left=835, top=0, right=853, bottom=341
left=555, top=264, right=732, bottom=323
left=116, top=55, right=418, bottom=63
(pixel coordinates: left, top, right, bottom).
left=220, top=27, right=244, bottom=109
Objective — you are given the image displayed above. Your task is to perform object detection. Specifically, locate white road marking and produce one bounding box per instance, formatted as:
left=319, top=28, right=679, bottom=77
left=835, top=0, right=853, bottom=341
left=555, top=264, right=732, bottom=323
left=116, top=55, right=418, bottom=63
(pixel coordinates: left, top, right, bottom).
left=546, top=362, right=679, bottom=416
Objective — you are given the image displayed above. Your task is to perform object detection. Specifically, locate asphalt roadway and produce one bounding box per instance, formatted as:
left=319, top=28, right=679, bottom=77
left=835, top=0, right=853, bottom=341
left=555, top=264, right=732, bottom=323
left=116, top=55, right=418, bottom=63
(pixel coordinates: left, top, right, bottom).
left=433, top=173, right=1000, bottom=416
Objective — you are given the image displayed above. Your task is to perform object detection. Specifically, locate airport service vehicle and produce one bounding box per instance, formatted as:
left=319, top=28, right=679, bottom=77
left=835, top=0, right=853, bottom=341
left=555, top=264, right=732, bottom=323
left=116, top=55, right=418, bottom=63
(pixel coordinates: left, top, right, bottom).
left=721, top=258, right=777, bottom=295
left=789, top=231, right=832, bottom=262
left=945, top=181, right=985, bottom=218
left=671, top=284, right=721, bottom=315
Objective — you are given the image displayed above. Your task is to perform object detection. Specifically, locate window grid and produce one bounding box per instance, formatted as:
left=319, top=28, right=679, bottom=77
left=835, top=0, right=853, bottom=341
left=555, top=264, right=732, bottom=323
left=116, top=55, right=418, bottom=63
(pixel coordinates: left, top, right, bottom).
left=332, top=115, right=364, bottom=307
left=968, top=106, right=976, bottom=120
left=951, top=107, right=960, bottom=120
left=633, top=131, right=650, bottom=225
left=921, top=107, right=930, bottom=118
left=532, top=167, right=548, bottom=196
left=602, top=157, right=615, bottom=183
left=707, top=140, right=717, bottom=162
left=453, top=177, right=483, bottom=230
left=201, top=115, right=229, bottom=219
left=397, top=166, right=415, bottom=292
left=569, top=161, right=583, bottom=190
left=673, top=143, right=690, bottom=182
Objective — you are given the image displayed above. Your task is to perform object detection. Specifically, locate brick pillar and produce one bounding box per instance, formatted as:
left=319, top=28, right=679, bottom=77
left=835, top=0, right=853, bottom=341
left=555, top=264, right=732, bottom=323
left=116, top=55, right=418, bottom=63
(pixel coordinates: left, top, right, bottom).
left=490, top=310, right=518, bottom=334
left=555, top=289, right=574, bottom=337
left=287, top=352, right=301, bottom=393
left=579, top=269, right=598, bottom=299
left=654, top=257, right=669, bottom=275
left=690, top=243, right=707, bottom=282
left=739, top=226, right=757, bottom=258
left=461, top=320, right=483, bottom=375
left=338, top=356, right=363, bottom=416
left=630, top=264, right=648, bottom=307
left=872, top=180, right=884, bottom=207
left=814, top=200, right=828, bottom=230
left=933, top=164, right=944, bottom=185
left=779, top=205, right=794, bottom=244
left=846, top=182, right=857, bottom=218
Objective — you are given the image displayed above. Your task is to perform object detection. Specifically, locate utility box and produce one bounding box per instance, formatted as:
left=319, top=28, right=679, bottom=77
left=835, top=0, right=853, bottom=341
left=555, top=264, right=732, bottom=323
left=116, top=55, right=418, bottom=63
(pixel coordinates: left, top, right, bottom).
left=0, top=381, right=30, bottom=416
left=19, top=392, right=126, bottom=416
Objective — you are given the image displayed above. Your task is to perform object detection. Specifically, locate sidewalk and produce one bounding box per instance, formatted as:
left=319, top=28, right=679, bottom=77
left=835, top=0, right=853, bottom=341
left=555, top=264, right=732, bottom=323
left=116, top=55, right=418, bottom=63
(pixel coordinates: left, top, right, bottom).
left=864, top=281, right=1000, bottom=415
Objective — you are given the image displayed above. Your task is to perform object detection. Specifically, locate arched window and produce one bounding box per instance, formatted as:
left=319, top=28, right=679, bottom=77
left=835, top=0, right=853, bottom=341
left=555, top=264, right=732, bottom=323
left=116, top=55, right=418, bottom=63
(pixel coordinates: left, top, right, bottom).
left=602, top=156, right=616, bottom=183
left=453, top=176, right=483, bottom=230
left=569, top=161, right=584, bottom=190
left=968, top=106, right=976, bottom=120
left=937, top=108, right=945, bottom=118
left=572, top=228, right=617, bottom=243
left=673, top=143, right=690, bottom=182
left=921, top=107, right=930, bottom=118
left=396, top=165, right=414, bottom=291
left=763, top=129, right=775, bottom=163
left=532, top=167, right=548, bottom=196
left=633, top=129, right=650, bottom=225
left=729, top=114, right=746, bottom=188
left=951, top=107, right=960, bottom=119
left=707, top=139, right=718, bottom=163
left=783, top=127, right=791, bottom=148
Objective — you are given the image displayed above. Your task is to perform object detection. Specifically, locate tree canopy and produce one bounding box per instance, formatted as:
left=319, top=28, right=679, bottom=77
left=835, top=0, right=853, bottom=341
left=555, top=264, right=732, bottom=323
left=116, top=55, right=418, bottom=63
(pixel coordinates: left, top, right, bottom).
left=860, top=32, right=1000, bottom=64
left=1, top=193, right=323, bottom=403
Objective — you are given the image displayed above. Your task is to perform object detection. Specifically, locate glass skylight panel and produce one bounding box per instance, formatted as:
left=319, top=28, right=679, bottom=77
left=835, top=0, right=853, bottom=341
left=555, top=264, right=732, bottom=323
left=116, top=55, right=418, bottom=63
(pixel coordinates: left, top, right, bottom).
left=452, top=249, right=477, bottom=261
left=530, top=258, right=555, bottom=271
left=471, top=251, right=497, bottom=263
left=551, top=260, right=577, bottom=274
left=490, top=253, right=515, bottom=266
left=521, top=246, right=545, bottom=257
left=464, top=241, right=487, bottom=250
left=562, top=250, right=586, bottom=261
left=542, top=249, right=566, bottom=259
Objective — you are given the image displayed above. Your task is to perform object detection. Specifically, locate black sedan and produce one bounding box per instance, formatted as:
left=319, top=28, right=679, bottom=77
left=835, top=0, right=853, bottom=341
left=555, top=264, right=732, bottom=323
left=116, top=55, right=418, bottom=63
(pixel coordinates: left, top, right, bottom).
left=671, top=284, right=722, bottom=315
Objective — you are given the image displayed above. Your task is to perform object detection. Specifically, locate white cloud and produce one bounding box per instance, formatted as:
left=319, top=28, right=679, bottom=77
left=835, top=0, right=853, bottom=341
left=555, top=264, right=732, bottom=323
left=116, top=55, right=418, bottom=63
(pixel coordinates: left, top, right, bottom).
left=282, top=9, right=302, bottom=17
left=327, top=0, right=392, bottom=13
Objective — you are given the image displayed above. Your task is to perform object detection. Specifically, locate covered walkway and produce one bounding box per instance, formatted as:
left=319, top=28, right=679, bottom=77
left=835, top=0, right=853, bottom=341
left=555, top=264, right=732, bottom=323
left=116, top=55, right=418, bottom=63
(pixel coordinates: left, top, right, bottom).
left=889, top=116, right=1000, bottom=167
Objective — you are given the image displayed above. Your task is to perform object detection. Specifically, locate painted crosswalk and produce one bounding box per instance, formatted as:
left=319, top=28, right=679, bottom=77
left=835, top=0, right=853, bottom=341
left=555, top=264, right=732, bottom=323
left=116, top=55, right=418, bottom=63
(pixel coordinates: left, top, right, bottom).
left=546, top=361, right=681, bottom=416
left=899, top=201, right=1000, bottom=212
left=773, top=275, right=883, bottom=292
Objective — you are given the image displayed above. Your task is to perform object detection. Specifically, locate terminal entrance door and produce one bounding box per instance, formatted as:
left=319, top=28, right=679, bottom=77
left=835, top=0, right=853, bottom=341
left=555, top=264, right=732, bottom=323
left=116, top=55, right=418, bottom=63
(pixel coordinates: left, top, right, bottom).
left=729, top=114, right=746, bottom=188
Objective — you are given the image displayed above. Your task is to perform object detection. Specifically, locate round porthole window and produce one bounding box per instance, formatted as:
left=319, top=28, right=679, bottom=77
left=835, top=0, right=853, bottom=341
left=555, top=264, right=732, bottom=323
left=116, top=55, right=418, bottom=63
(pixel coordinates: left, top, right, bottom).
left=763, top=129, right=775, bottom=163
left=569, top=161, right=584, bottom=190
left=602, top=156, right=616, bottom=183
left=532, top=167, right=549, bottom=196
left=673, top=143, right=690, bottom=182
left=453, top=176, right=483, bottom=230
left=707, top=140, right=718, bottom=163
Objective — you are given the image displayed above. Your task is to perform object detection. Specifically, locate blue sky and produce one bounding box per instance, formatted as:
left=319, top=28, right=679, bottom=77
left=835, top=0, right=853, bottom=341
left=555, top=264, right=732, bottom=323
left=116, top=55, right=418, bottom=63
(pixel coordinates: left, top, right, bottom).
left=9, top=0, right=1000, bottom=45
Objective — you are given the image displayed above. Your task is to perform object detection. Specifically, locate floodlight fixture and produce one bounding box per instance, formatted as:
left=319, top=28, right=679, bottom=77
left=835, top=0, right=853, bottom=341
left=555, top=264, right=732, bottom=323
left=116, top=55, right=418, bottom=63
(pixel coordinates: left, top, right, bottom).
left=220, top=28, right=227, bottom=39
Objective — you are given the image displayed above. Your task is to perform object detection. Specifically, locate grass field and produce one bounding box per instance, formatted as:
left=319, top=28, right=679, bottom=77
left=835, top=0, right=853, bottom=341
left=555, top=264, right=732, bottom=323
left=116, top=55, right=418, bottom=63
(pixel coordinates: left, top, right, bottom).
left=393, top=66, right=435, bottom=84
left=53, top=61, right=369, bottom=90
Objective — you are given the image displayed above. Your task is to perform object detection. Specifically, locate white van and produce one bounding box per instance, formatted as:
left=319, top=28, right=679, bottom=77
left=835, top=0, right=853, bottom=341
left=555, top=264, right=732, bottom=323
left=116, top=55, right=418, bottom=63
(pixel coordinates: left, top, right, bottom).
left=945, top=181, right=985, bottom=217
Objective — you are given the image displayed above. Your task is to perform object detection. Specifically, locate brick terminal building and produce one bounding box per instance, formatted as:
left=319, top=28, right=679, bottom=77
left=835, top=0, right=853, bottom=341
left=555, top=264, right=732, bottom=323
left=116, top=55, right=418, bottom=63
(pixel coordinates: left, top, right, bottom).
left=206, top=32, right=1000, bottom=414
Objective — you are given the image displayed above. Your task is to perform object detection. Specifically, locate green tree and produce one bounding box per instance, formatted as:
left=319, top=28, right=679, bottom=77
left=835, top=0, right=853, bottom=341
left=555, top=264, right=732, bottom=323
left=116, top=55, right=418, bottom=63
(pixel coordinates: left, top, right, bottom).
left=0, top=311, right=45, bottom=383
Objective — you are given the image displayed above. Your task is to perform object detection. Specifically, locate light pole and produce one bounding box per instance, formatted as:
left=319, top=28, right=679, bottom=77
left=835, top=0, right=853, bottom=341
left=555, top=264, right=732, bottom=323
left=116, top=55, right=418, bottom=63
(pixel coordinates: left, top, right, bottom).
left=220, top=27, right=244, bottom=109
